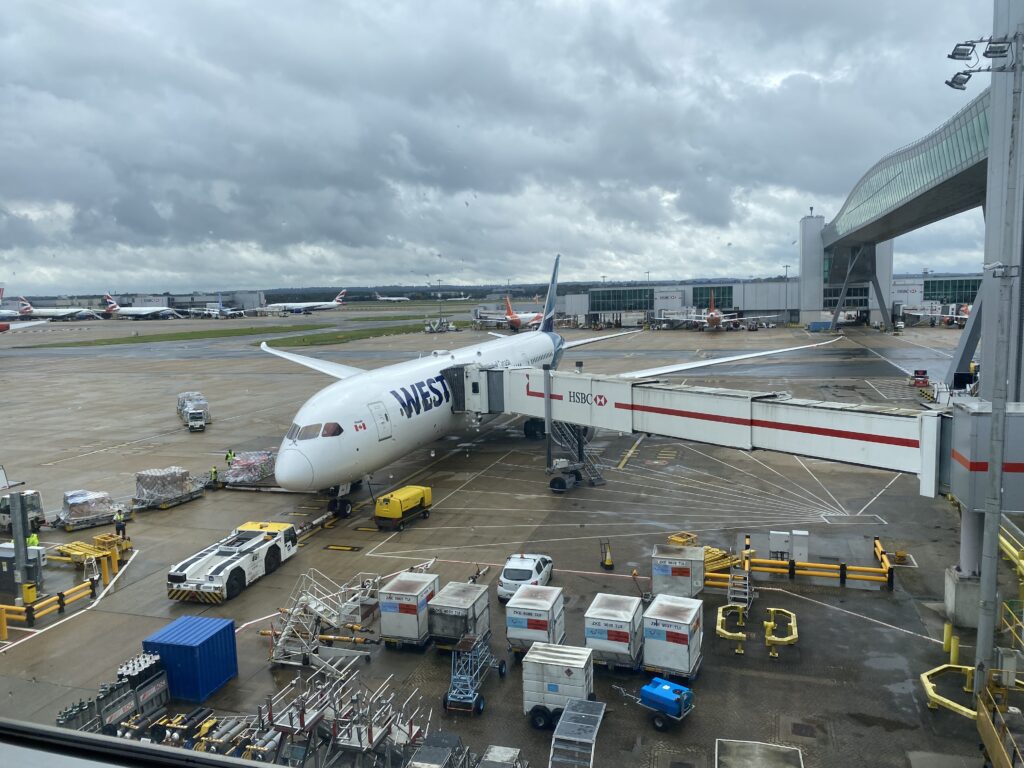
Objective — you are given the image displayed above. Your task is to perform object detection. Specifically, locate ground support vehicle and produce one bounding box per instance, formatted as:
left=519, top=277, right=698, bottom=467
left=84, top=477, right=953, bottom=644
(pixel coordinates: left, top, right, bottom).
left=614, top=677, right=694, bottom=732
left=0, top=490, right=46, bottom=533
left=166, top=514, right=329, bottom=603
left=441, top=630, right=507, bottom=715
left=374, top=485, right=432, bottom=531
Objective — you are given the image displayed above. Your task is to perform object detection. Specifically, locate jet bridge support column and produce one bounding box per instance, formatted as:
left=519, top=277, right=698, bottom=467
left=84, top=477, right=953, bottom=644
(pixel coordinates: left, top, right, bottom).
left=543, top=364, right=553, bottom=469
left=829, top=246, right=861, bottom=331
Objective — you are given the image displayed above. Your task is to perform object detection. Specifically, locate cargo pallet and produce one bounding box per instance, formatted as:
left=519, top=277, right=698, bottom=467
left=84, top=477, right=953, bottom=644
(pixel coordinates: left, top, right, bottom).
left=381, top=634, right=431, bottom=651
left=57, top=511, right=128, bottom=533
left=442, top=630, right=507, bottom=715
left=131, top=488, right=204, bottom=513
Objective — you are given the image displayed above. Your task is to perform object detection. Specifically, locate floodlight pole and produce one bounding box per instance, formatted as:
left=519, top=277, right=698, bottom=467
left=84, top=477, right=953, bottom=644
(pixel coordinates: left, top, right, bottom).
left=974, top=28, right=1022, bottom=696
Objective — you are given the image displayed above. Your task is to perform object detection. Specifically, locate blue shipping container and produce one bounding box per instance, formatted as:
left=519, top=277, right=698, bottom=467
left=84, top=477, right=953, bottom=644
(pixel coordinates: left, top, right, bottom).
left=143, top=616, right=237, bottom=703
left=805, top=321, right=832, bottom=332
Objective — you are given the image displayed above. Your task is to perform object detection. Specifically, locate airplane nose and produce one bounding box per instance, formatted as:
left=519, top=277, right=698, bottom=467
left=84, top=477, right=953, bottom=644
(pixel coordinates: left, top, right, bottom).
left=275, top=448, right=315, bottom=491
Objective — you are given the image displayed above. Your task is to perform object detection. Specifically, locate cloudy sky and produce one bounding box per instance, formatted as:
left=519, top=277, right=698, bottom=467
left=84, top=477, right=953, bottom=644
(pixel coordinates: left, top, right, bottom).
left=0, top=1, right=993, bottom=294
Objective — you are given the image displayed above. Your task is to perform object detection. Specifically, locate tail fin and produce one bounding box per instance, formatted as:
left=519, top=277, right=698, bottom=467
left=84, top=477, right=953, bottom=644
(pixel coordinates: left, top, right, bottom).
left=539, top=254, right=560, bottom=333
left=504, top=295, right=515, bottom=317
left=0, top=284, right=4, bottom=303
left=18, top=297, right=33, bottom=314
left=104, top=293, right=120, bottom=311
left=709, top=288, right=715, bottom=313
left=335, top=289, right=347, bottom=304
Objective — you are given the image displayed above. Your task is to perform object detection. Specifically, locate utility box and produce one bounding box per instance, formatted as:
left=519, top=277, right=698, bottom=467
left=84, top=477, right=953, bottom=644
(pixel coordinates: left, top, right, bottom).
left=651, top=544, right=704, bottom=597
left=791, top=530, right=809, bottom=562
left=769, top=530, right=791, bottom=560
left=521, top=643, right=594, bottom=715
left=142, top=616, right=237, bottom=703
left=642, top=594, right=703, bottom=680
left=428, top=581, right=490, bottom=648
left=584, top=593, right=643, bottom=670
left=506, top=585, right=566, bottom=655
left=380, top=571, right=439, bottom=648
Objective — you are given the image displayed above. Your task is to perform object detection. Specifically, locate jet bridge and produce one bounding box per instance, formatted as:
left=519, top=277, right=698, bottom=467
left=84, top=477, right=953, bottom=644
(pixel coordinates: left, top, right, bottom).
left=447, top=365, right=943, bottom=497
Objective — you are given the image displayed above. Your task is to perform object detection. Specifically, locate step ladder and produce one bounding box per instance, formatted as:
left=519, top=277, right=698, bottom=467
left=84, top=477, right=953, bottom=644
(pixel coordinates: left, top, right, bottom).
left=551, top=421, right=606, bottom=485
left=548, top=698, right=606, bottom=768
left=727, top=567, right=753, bottom=610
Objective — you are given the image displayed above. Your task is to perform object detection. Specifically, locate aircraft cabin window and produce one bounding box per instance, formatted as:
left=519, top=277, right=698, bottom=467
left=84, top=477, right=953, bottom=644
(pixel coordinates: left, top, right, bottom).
left=286, top=423, right=300, bottom=440
left=321, top=422, right=343, bottom=437
left=297, top=424, right=322, bottom=440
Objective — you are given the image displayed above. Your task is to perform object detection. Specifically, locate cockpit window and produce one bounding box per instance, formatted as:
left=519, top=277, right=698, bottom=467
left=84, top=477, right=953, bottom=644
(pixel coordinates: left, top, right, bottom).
left=321, top=422, right=343, bottom=437
left=286, top=423, right=300, bottom=440
left=297, top=423, right=322, bottom=440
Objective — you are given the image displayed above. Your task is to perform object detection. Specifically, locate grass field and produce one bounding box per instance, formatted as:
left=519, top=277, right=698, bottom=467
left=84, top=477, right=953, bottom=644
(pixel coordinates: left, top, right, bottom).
left=30, top=323, right=334, bottom=348
left=264, top=323, right=429, bottom=347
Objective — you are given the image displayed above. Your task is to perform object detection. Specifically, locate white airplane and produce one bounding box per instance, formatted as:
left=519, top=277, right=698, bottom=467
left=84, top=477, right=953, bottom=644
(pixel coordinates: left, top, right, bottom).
left=697, top=289, right=777, bottom=331
left=103, top=294, right=182, bottom=319
left=266, top=290, right=347, bottom=314
left=375, top=291, right=410, bottom=302
left=262, top=256, right=839, bottom=515
left=444, top=293, right=471, bottom=301
left=476, top=296, right=542, bottom=331
left=17, top=297, right=101, bottom=320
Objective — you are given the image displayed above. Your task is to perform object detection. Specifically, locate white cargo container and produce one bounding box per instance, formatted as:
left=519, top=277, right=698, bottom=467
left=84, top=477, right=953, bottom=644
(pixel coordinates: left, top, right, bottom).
left=428, top=582, right=490, bottom=648
left=584, top=593, right=643, bottom=670
left=380, top=572, right=439, bottom=648
left=506, top=585, right=565, bottom=655
left=651, top=543, right=704, bottom=598
left=642, top=594, right=703, bottom=680
left=521, top=642, right=593, bottom=730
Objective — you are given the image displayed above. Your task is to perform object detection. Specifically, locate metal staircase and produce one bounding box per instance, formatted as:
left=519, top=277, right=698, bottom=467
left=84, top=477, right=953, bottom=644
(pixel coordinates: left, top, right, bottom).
left=271, top=568, right=381, bottom=669
left=551, top=420, right=605, bottom=485
left=727, top=567, right=753, bottom=610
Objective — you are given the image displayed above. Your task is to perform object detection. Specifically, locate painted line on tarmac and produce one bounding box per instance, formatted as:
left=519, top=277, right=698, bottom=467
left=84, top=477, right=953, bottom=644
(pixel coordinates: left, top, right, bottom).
left=856, top=473, right=902, bottom=515
left=889, top=333, right=954, bottom=358
left=864, top=379, right=890, bottom=400
left=845, top=336, right=913, bottom=376
left=0, top=549, right=139, bottom=653
left=617, top=435, right=645, bottom=469
left=793, top=455, right=847, bottom=515
left=738, top=451, right=845, bottom=515
left=760, top=587, right=941, bottom=645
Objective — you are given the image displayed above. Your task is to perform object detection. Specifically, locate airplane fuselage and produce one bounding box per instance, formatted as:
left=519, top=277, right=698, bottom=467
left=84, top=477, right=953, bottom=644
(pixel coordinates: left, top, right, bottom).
left=275, top=331, right=562, bottom=492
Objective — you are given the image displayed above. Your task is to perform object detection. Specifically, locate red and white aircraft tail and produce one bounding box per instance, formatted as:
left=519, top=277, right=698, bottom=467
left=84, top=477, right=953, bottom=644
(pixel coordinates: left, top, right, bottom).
left=334, top=289, right=347, bottom=305
left=104, top=294, right=121, bottom=312
left=18, top=297, right=34, bottom=315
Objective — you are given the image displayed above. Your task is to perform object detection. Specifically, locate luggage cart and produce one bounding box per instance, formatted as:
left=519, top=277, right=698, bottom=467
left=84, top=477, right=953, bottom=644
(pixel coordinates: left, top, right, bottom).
left=441, top=630, right=507, bottom=715
left=614, top=677, right=694, bottom=732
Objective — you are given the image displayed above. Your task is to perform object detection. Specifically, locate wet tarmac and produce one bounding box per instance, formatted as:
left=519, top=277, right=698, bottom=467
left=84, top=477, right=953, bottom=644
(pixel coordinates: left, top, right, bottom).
left=0, top=321, right=984, bottom=767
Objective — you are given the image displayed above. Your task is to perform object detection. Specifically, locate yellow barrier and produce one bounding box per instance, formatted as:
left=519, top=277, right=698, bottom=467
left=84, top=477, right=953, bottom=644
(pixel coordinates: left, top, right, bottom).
left=763, top=607, right=798, bottom=658
left=716, top=604, right=747, bottom=655
left=0, top=578, right=98, bottom=629
left=920, top=664, right=977, bottom=720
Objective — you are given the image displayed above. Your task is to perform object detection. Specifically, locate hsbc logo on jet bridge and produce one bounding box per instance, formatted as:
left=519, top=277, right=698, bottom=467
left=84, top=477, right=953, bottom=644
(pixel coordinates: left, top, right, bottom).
left=567, top=391, right=608, bottom=406
left=390, top=375, right=452, bottom=418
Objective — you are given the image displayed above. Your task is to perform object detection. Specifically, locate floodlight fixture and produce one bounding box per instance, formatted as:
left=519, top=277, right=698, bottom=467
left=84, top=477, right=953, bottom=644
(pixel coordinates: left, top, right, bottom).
left=984, top=40, right=1012, bottom=58
left=948, top=42, right=976, bottom=61
left=945, top=71, right=972, bottom=90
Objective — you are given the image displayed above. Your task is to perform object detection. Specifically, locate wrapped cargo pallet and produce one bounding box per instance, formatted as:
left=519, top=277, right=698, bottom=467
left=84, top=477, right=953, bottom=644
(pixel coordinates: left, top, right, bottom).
left=584, top=593, right=643, bottom=670
left=135, top=467, right=192, bottom=502
left=642, top=594, right=703, bottom=680
left=428, top=582, right=490, bottom=648
left=56, top=490, right=125, bottom=530
left=380, top=572, right=439, bottom=649
left=223, top=451, right=276, bottom=485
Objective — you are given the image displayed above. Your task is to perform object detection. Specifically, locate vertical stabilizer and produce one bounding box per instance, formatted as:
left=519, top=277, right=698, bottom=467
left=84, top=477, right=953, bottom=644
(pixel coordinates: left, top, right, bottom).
left=539, top=255, right=560, bottom=333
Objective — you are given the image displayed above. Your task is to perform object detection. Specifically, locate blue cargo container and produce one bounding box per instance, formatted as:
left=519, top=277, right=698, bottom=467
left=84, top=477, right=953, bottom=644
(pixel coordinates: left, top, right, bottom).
left=805, top=321, right=832, bottom=333
left=143, top=616, right=237, bottom=703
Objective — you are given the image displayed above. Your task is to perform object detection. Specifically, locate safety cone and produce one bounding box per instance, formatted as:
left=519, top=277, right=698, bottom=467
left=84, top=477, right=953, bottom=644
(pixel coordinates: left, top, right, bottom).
left=600, top=539, right=614, bottom=571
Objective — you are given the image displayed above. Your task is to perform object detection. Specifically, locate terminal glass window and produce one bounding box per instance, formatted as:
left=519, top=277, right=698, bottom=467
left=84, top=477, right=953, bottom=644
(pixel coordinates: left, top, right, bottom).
left=823, top=286, right=869, bottom=309
left=692, top=286, right=732, bottom=310
left=923, top=278, right=980, bottom=305
left=589, top=287, right=653, bottom=312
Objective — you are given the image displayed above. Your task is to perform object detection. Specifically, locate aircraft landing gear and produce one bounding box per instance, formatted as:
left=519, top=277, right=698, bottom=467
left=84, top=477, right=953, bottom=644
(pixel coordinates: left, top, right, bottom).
left=524, top=418, right=546, bottom=440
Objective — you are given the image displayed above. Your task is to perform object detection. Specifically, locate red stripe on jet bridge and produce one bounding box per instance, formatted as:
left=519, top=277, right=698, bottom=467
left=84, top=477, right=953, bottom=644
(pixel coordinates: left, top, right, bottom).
left=525, top=378, right=563, bottom=400
left=951, top=449, right=1024, bottom=473
left=616, top=402, right=919, bottom=448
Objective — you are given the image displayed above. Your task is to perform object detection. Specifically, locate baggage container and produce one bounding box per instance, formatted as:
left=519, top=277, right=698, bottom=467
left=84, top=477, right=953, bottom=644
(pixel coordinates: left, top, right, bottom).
left=142, top=616, right=237, bottom=703
left=521, top=643, right=593, bottom=728
left=428, top=581, right=490, bottom=648
left=584, top=593, right=643, bottom=669
left=380, top=571, right=439, bottom=648
left=506, top=585, right=565, bottom=655
left=652, top=543, right=704, bottom=598
left=642, top=594, right=703, bottom=680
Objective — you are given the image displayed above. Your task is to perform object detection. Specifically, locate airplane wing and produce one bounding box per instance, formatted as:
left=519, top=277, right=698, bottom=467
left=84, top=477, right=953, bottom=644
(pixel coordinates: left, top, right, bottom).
left=2, top=319, right=51, bottom=331
left=618, top=337, right=841, bottom=379
left=563, top=329, right=642, bottom=349
left=488, top=331, right=508, bottom=338
left=260, top=342, right=366, bottom=379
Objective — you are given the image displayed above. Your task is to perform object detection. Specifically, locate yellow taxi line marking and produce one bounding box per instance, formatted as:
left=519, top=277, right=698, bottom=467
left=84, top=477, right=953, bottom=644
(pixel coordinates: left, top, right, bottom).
left=617, top=435, right=645, bottom=469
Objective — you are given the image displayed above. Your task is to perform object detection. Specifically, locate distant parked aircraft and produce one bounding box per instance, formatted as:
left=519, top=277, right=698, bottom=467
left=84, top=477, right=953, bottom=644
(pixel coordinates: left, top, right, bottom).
left=104, top=295, right=182, bottom=319
left=375, top=292, right=410, bottom=302
left=266, top=290, right=347, bottom=314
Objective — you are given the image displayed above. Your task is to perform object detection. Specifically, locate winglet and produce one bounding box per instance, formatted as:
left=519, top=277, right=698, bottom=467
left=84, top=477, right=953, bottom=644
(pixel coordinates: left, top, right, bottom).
left=540, top=255, right=559, bottom=333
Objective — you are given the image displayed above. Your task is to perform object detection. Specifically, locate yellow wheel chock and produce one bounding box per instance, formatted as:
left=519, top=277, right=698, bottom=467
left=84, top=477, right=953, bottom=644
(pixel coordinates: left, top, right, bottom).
left=763, top=608, right=798, bottom=659
left=716, top=603, right=747, bottom=655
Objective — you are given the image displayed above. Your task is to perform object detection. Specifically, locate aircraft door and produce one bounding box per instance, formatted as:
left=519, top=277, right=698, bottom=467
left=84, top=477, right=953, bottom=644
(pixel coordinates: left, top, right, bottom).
left=367, top=401, right=392, bottom=440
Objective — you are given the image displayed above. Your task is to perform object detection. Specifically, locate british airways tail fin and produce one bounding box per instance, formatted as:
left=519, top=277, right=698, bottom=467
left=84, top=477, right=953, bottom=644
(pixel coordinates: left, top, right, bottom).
left=539, top=255, right=559, bottom=333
